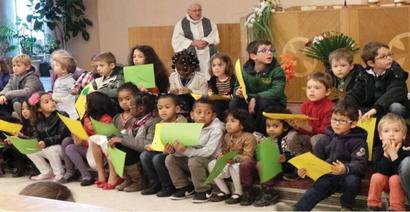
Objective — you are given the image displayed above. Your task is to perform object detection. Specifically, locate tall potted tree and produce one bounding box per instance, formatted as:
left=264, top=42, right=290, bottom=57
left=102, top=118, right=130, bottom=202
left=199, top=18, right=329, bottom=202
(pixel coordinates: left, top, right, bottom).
left=27, top=0, right=93, bottom=49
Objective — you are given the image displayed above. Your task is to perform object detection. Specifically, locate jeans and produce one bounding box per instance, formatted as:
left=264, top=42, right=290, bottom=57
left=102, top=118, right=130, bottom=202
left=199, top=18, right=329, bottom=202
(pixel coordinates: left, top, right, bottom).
left=399, top=156, right=410, bottom=201
left=389, top=102, right=407, bottom=117
left=229, top=96, right=285, bottom=133
left=140, top=151, right=174, bottom=189
left=295, top=174, right=361, bottom=210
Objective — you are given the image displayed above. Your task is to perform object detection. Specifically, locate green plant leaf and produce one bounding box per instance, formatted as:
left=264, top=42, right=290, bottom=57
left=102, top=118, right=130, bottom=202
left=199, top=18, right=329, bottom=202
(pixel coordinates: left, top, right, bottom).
left=82, top=31, right=89, bottom=40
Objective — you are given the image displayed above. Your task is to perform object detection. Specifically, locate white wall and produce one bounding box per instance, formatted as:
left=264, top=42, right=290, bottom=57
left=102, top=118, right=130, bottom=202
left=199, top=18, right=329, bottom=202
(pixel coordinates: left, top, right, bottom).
left=70, top=0, right=367, bottom=68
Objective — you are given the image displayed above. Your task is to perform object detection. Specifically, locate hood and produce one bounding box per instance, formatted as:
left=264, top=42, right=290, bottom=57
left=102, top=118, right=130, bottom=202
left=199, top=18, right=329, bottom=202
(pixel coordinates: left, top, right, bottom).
left=324, top=126, right=368, bottom=140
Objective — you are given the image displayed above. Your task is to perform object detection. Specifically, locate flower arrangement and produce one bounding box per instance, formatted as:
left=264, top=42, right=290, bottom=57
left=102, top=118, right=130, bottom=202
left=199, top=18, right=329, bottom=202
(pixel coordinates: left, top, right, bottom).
left=245, top=0, right=282, bottom=42
left=301, top=31, right=359, bottom=68
left=279, top=53, right=296, bottom=82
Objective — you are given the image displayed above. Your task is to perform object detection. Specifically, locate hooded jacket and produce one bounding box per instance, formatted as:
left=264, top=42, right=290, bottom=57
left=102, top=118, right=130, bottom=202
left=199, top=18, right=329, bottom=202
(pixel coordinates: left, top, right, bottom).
left=314, top=126, right=368, bottom=176
left=0, top=67, right=44, bottom=100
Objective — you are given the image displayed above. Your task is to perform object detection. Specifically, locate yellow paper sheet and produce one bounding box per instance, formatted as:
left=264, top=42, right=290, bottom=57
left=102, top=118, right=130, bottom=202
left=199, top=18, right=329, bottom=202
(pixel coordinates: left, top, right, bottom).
left=234, top=59, right=248, bottom=102
left=262, top=112, right=317, bottom=120
left=0, top=119, right=22, bottom=134
left=288, top=152, right=332, bottom=181
left=75, top=94, right=87, bottom=120
left=151, top=124, right=164, bottom=152
left=191, top=93, right=202, bottom=101
left=357, top=118, right=377, bottom=161
left=58, top=113, right=89, bottom=141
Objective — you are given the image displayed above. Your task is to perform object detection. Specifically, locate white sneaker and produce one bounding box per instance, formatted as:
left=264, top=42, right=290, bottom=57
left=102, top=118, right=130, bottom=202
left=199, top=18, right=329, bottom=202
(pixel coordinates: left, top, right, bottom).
left=30, top=172, right=54, bottom=181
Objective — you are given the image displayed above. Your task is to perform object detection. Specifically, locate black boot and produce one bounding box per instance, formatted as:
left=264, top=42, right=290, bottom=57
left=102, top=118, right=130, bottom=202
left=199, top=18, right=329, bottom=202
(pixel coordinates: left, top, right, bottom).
left=240, top=187, right=254, bottom=206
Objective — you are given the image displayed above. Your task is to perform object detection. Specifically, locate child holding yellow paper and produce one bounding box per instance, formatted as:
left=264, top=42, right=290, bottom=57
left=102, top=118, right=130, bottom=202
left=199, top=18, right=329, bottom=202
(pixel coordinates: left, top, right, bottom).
left=165, top=98, right=224, bottom=203
left=264, top=106, right=311, bottom=182
left=207, top=109, right=256, bottom=205
left=26, top=92, right=71, bottom=182
left=169, top=50, right=208, bottom=116
left=60, top=92, right=116, bottom=186
left=275, top=101, right=368, bottom=211
left=128, top=45, right=170, bottom=94
left=107, top=92, right=159, bottom=192
left=288, top=72, right=333, bottom=149
left=88, top=83, right=138, bottom=190
left=139, top=94, right=186, bottom=197
left=367, top=113, right=409, bottom=211
left=229, top=40, right=286, bottom=133
left=207, top=53, right=236, bottom=121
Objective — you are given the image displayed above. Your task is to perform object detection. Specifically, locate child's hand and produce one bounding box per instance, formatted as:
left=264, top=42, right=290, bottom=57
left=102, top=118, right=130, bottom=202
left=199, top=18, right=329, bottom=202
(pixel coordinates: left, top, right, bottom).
left=248, top=98, right=256, bottom=114
left=208, top=89, right=213, bottom=96
left=297, top=168, right=307, bottom=178
left=386, top=140, right=401, bottom=161
left=38, top=141, right=46, bottom=149
left=107, top=136, right=122, bottom=148
left=403, top=146, right=410, bottom=151
left=163, top=143, right=175, bottom=154
left=331, top=160, right=346, bottom=175
left=235, top=87, right=243, bottom=97
left=138, top=85, right=149, bottom=93
left=382, top=141, right=390, bottom=158
left=360, top=109, right=376, bottom=122
left=144, top=144, right=152, bottom=151
left=279, top=154, right=286, bottom=163
left=0, top=96, right=7, bottom=104
left=179, top=87, right=191, bottom=94
left=72, top=135, right=82, bottom=145
left=287, top=119, right=312, bottom=132
left=174, top=141, right=186, bottom=153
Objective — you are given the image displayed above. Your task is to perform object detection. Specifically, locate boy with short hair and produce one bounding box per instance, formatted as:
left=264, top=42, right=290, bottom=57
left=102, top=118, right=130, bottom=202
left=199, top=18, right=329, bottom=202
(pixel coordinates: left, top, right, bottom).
left=346, top=41, right=410, bottom=120
left=368, top=113, right=409, bottom=211
left=328, top=48, right=363, bottom=93
left=51, top=55, right=77, bottom=119
left=0, top=54, right=44, bottom=117
left=289, top=72, right=333, bottom=149
left=275, top=101, right=368, bottom=211
left=165, top=98, right=225, bottom=203
left=91, top=52, right=124, bottom=100
left=229, top=40, right=286, bottom=133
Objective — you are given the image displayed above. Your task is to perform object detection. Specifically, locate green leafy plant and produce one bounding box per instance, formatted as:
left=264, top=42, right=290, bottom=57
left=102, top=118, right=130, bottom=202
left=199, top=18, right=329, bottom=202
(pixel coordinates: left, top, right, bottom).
left=245, top=1, right=275, bottom=42
left=14, top=16, right=44, bottom=57
left=301, top=31, right=359, bottom=68
left=27, top=0, right=93, bottom=49
left=0, top=24, right=18, bottom=58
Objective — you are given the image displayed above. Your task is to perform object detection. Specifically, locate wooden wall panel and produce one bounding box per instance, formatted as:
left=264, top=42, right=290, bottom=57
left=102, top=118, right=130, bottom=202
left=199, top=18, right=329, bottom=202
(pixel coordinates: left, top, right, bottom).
left=128, top=24, right=241, bottom=73
left=264, top=6, right=410, bottom=102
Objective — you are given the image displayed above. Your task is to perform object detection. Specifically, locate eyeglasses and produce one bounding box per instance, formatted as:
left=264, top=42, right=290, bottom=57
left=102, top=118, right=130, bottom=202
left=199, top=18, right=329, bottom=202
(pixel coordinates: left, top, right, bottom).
left=375, top=53, right=393, bottom=60
left=331, top=118, right=352, bottom=125
left=256, top=48, right=274, bottom=54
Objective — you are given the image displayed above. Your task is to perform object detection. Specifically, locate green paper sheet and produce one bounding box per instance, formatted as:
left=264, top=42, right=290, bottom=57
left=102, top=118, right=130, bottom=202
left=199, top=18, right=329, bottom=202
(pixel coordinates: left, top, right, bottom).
left=203, top=151, right=238, bottom=185
left=107, top=147, right=126, bottom=178
left=0, top=143, right=4, bottom=148
left=159, top=123, right=203, bottom=146
left=256, top=138, right=282, bottom=183
left=90, top=118, right=120, bottom=137
left=8, top=136, right=40, bottom=155
left=124, top=64, right=156, bottom=89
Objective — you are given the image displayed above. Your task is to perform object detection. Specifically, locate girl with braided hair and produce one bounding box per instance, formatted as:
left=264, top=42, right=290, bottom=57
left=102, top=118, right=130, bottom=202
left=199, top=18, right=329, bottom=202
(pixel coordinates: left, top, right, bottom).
left=169, top=49, right=207, bottom=115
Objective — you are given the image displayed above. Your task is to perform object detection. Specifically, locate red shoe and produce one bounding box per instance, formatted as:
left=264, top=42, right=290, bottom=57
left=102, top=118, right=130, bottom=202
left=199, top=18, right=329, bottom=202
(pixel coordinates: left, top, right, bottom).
left=95, top=180, right=106, bottom=188
left=103, top=178, right=124, bottom=190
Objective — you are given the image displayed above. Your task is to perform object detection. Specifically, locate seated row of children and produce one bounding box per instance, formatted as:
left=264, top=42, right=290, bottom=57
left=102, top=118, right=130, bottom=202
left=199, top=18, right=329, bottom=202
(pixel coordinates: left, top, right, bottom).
left=0, top=38, right=409, bottom=209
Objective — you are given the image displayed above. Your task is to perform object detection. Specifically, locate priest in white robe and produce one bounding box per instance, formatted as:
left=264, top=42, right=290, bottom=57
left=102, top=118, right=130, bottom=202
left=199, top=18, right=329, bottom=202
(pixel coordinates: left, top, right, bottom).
left=172, top=3, right=220, bottom=80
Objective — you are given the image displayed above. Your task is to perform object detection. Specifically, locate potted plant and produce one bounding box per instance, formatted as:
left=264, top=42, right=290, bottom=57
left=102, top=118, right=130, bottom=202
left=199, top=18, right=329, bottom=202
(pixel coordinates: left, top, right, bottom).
left=27, top=0, right=93, bottom=49
left=0, top=24, right=18, bottom=58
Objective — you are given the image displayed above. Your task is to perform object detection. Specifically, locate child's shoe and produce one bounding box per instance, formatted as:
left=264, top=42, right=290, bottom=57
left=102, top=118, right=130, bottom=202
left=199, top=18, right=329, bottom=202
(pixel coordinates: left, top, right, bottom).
left=225, top=193, right=241, bottom=204
left=142, top=184, right=161, bottom=195
left=123, top=163, right=146, bottom=192
left=80, top=178, right=94, bottom=187
left=273, top=202, right=294, bottom=211
left=240, top=188, right=254, bottom=206
left=253, top=188, right=280, bottom=207
left=171, top=184, right=195, bottom=200
left=283, top=172, right=299, bottom=181
left=30, top=172, right=54, bottom=181
left=192, top=189, right=212, bottom=203
left=208, top=192, right=230, bottom=202
left=95, top=180, right=106, bottom=188
left=156, top=186, right=175, bottom=197
left=103, top=178, right=124, bottom=190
